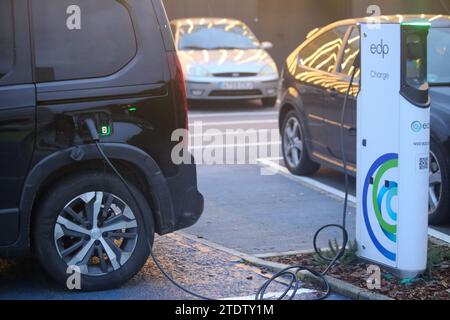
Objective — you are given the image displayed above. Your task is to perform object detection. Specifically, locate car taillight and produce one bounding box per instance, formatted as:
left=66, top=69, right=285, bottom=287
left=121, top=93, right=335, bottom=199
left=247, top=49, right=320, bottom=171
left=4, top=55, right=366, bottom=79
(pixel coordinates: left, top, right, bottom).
left=167, top=51, right=188, bottom=130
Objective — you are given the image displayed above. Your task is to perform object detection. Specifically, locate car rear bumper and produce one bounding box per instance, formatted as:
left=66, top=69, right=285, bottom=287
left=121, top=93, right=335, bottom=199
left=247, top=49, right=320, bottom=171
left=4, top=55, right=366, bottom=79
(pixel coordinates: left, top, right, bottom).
left=185, top=78, right=279, bottom=100
left=165, top=162, right=204, bottom=232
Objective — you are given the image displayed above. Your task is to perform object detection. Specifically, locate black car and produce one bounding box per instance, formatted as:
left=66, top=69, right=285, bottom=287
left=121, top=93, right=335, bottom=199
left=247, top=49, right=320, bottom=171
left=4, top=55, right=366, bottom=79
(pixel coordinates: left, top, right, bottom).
left=0, top=0, right=203, bottom=291
left=279, top=15, right=450, bottom=225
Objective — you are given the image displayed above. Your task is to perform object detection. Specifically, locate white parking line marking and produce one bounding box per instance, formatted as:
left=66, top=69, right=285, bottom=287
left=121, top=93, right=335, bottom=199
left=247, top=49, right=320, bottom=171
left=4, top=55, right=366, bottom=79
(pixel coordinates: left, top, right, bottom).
left=189, top=111, right=278, bottom=119
left=222, top=289, right=318, bottom=301
left=257, top=158, right=357, bottom=205
left=258, top=158, right=450, bottom=244
left=190, top=132, right=276, bottom=138
left=189, top=119, right=278, bottom=127
left=428, top=228, right=450, bottom=244
left=258, top=156, right=283, bottom=161
left=189, top=141, right=281, bottom=150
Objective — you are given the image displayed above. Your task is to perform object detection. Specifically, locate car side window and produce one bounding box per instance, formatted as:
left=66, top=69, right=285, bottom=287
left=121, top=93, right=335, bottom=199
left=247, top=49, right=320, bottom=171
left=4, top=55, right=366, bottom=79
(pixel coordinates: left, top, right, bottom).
left=340, top=27, right=361, bottom=77
left=0, top=0, right=15, bottom=83
left=31, top=0, right=137, bottom=82
left=299, top=26, right=348, bottom=73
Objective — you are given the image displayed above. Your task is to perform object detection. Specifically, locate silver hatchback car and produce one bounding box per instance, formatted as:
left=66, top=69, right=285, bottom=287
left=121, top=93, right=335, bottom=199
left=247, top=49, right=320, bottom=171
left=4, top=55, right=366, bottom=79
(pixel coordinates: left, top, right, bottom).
left=171, top=18, right=280, bottom=107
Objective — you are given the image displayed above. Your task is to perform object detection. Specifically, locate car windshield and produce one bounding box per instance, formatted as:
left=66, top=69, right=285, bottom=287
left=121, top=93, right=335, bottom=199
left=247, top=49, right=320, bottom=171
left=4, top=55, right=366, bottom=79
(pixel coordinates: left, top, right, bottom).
left=428, top=27, right=450, bottom=85
left=177, top=22, right=260, bottom=51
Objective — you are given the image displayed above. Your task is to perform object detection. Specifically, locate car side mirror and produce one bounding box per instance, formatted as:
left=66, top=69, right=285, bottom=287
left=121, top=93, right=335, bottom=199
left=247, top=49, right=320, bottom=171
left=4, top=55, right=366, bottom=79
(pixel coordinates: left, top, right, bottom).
left=261, top=41, right=273, bottom=50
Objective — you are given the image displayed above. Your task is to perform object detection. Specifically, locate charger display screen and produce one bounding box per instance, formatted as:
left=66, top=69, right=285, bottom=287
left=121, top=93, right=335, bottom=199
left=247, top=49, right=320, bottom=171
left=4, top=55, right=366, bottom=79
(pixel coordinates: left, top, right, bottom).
left=401, top=26, right=430, bottom=107
left=405, top=33, right=427, bottom=90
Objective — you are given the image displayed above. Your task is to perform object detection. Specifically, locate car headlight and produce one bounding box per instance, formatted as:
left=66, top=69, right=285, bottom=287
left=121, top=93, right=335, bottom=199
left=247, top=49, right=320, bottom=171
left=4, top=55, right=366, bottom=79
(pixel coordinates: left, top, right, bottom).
left=188, top=65, right=210, bottom=77
left=259, top=63, right=278, bottom=76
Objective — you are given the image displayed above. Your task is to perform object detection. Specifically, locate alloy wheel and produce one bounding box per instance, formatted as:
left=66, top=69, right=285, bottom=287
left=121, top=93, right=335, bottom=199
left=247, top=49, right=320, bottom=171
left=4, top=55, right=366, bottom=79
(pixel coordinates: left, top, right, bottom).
left=429, top=151, right=443, bottom=215
left=283, top=117, right=304, bottom=168
left=54, top=192, right=139, bottom=276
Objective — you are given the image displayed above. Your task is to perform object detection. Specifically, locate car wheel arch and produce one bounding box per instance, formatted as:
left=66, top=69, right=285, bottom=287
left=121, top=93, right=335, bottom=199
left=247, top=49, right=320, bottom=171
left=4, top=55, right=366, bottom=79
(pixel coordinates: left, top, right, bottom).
left=430, top=113, right=450, bottom=145
left=429, top=137, right=450, bottom=225
left=279, top=91, right=304, bottom=123
left=279, top=98, right=310, bottom=144
left=279, top=103, right=296, bottom=132
left=21, top=144, right=175, bottom=250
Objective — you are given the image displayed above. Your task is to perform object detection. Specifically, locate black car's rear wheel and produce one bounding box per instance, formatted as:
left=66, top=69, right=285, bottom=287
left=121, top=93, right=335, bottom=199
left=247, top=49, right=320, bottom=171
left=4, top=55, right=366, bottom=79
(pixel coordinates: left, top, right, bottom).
left=281, top=110, right=320, bottom=176
left=429, top=140, right=450, bottom=225
left=33, top=172, right=154, bottom=291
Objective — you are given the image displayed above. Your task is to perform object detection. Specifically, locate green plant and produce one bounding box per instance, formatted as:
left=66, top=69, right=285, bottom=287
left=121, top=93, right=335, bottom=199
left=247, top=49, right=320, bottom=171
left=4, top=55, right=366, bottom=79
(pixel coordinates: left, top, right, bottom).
left=313, top=239, right=358, bottom=267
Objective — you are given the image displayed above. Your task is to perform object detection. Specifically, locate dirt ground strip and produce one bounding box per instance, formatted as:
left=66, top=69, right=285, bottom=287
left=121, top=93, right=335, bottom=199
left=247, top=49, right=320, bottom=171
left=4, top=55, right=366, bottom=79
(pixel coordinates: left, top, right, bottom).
left=266, top=240, right=450, bottom=300
left=0, top=233, right=326, bottom=300
left=133, top=233, right=296, bottom=299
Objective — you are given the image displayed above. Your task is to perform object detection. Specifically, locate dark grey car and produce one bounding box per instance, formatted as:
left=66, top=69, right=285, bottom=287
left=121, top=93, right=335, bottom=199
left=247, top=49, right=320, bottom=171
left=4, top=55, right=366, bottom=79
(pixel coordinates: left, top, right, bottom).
left=279, top=15, right=450, bottom=225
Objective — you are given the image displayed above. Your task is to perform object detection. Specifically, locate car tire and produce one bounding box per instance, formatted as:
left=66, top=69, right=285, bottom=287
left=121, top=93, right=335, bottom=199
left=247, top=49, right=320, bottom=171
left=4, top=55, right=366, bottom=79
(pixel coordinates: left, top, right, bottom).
left=262, top=98, right=277, bottom=108
left=281, top=110, right=320, bottom=176
left=429, top=140, right=450, bottom=226
left=33, top=172, right=154, bottom=291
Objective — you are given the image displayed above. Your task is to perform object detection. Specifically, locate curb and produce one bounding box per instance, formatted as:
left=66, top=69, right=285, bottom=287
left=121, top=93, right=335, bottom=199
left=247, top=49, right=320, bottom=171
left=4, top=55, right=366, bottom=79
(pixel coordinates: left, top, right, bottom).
left=244, top=255, right=393, bottom=301
left=177, top=232, right=392, bottom=301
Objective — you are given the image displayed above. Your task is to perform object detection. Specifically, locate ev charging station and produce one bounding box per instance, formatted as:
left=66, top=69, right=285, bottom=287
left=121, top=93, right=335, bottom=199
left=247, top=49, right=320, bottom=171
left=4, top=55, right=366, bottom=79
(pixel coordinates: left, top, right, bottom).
left=356, top=21, right=431, bottom=277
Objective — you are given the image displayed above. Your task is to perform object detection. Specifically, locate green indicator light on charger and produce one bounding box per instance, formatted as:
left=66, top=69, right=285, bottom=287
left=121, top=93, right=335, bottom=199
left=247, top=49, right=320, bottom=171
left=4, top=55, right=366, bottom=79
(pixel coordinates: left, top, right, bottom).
left=401, top=21, right=431, bottom=27
left=128, top=106, right=138, bottom=112
left=100, top=125, right=111, bottom=136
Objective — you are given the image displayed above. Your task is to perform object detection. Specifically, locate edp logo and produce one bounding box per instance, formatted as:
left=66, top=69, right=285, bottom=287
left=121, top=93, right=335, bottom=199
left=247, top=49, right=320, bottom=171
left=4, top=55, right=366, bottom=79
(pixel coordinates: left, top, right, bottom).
left=411, top=121, right=430, bottom=133
left=66, top=5, right=81, bottom=30
left=370, top=40, right=390, bottom=59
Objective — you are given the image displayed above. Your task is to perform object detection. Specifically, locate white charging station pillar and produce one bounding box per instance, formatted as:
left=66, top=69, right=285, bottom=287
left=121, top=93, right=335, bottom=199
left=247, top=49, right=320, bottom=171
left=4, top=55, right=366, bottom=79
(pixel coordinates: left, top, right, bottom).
left=356, top=22, right=431, bottom=277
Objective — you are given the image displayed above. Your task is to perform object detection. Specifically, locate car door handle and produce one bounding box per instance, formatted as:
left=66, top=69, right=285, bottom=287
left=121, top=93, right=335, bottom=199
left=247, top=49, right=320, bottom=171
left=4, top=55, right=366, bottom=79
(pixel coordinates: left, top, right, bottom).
left=327, top=88, right=338, bottom=98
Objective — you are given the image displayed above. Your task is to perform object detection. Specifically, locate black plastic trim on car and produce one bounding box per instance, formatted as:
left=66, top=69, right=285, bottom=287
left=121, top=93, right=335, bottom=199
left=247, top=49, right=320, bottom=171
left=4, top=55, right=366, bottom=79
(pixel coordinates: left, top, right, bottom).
left=186, top=81, right=212, bottom=85
left=0, top=143, right=203, bottom=257
left=209, top=89, right=263, bottom=97
left=0, top=209, right=20, bottom=246
left=20, top=143, right=174, bottom=233
left=213, top=73, right=258, bottom=77
left=36, top=83, right=167, bottom=105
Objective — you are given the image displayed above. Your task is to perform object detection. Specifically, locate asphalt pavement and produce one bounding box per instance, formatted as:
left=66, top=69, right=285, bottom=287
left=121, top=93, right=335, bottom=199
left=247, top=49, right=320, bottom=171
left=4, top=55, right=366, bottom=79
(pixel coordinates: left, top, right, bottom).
left=186, top=101, right=356, bottom=255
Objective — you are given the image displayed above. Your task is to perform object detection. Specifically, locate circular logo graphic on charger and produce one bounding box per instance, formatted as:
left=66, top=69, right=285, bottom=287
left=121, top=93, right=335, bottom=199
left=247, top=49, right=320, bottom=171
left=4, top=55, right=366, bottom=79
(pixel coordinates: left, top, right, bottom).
left=363, top=153, right=398, bottom=262
left=411, top=121, right=422, bottom=133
